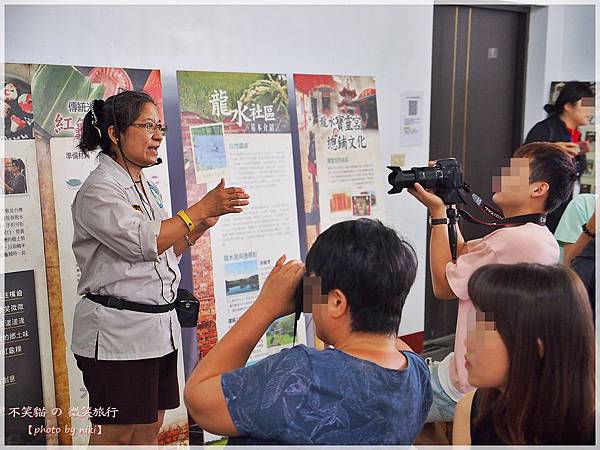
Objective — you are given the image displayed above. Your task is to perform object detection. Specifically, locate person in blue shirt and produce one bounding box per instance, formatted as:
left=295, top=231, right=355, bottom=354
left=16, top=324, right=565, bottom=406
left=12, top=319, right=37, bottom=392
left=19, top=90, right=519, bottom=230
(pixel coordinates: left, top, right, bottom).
left=184, top=218, right=432, bottom=445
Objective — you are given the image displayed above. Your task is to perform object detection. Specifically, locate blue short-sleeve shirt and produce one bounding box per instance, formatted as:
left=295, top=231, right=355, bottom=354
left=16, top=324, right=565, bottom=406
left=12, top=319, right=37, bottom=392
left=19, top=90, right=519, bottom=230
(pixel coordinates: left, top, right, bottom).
left=221, top=345, right=432, bottom=445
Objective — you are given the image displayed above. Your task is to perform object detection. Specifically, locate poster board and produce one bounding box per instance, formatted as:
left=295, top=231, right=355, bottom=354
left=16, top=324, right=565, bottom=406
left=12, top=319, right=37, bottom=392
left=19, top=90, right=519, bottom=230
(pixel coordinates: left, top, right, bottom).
left=294, top=74, right=386, bottom=250
left=3, top=64, right=58, bottom=445
left=177, top=71, right=306, bottom=443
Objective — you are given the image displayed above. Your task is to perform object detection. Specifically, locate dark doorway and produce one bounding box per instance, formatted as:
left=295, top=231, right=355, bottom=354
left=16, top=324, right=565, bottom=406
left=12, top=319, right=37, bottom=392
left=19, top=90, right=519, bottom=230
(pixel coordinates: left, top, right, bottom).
left=424, top=5, right=528, bottom=355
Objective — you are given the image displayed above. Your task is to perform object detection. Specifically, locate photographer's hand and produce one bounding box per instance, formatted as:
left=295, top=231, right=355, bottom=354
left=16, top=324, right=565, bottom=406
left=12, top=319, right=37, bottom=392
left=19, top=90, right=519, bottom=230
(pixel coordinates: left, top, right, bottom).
left=409, top=183, right=461, bottom=300
left=188, top=256, right=303, bottom=383
left=408, top=183, right=446, bottom=217
left=254, top=255, right=304, bottom=320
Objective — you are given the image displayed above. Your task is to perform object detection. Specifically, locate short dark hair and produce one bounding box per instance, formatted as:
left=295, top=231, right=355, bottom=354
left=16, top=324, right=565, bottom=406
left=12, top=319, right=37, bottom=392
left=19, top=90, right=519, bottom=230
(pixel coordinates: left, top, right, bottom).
left=11, top=158, right=25, bottom=171
left=468, top=263, right=594, bottom=445
left=78, top=90, right=155, bottom=157
left=305, top=219, right=417, bottom=335
left=513, top=142, right=577, bottom=212
left=544, top=81, right=594, bottom=115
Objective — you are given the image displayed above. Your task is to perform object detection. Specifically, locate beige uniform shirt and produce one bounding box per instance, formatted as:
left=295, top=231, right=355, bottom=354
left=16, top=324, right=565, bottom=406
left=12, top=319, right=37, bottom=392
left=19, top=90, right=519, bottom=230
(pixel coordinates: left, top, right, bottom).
left=71, top=153, right=182, bottom=360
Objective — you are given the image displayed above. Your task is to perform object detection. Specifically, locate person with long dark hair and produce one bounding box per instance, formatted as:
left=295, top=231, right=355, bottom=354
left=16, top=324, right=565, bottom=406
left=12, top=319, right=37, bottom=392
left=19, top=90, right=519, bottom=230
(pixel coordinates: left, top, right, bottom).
left=524, top=81, right=594, bottom=232
left=71, top=90, right=249, bottom=445
left=453, top=263, right=595, bottom=445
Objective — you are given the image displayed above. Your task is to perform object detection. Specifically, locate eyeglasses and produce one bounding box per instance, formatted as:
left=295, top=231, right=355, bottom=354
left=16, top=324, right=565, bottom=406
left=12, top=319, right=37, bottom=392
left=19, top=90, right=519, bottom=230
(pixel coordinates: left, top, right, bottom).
left=131, top=122, right=168, bottom=136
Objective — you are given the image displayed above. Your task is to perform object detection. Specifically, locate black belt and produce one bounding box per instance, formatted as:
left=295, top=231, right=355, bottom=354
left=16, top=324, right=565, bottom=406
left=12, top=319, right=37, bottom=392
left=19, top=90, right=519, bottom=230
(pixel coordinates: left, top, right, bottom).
left=85, top=293, right=175, bottom=313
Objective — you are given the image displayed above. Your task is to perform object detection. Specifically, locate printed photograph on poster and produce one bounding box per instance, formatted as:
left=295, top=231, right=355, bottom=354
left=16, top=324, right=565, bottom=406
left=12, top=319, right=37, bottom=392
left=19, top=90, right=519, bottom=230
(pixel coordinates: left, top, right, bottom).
left=399, top=91, right=424, bottom=147
left=2, top=157, right=28, bottom=195
left=266, top=315, right=295, bottom=348
left=352, top=194, right=371, bottom=216
left=3, top=66, right=34, bottom=140
left=224, top=259, right=260, bottom=296
left=294, top=74, right=385, bottom=248
left=190, top=122, right=227, bottom=181
left=329, top=191, right=351, bottom=213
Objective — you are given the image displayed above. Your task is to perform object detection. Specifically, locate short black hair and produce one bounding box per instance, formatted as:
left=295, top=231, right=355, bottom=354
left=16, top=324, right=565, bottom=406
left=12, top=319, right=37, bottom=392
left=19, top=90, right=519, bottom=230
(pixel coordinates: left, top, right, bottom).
left=544, top=81, right=594, bottom=115
left=305, top=219, right=417, bottom=335
left=513, top=142, right=577, bottom=212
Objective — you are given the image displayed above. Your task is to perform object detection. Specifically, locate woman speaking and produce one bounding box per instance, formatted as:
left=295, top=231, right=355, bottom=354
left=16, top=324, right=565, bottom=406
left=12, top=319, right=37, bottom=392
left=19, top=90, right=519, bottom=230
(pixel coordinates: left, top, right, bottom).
left=71, top=90, right=249, bottom=445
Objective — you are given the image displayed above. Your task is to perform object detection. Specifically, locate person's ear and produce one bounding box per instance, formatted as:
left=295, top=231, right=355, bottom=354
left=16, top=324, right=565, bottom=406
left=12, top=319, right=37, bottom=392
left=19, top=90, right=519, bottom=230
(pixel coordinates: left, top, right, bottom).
left=327, top=289, right=348, bottom=319
left=530, top=181, right=549, bottom=198
left=108, top=125, right=120, bottom=146
left=563, top=101, right=577, bottom=114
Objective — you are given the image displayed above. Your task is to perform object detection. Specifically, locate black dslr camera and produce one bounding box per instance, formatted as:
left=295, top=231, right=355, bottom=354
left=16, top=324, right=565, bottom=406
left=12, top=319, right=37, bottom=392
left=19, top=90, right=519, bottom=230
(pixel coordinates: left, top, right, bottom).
left=388, top=158, right=467, bottom=261
left=387, top=157, right=546, bottom=261
left=387, top=158, right=466, bottom=205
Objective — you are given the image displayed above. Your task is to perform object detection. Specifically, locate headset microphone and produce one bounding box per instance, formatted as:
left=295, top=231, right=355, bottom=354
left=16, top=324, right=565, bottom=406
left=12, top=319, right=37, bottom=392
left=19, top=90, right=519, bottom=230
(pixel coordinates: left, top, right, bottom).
left=143, top=156, right=162, bottom=168
left=120, top=152, right=163, bottom=168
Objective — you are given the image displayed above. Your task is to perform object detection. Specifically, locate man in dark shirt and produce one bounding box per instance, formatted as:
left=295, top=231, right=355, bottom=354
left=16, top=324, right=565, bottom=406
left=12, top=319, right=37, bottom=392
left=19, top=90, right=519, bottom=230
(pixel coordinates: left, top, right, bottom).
left=184, top=219, right=432, bottom=445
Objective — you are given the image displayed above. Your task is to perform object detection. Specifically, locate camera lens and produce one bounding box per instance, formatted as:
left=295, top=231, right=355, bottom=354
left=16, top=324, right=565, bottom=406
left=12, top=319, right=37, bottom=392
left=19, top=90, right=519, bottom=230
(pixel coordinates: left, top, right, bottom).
left=387, top=167, right=416, bottom=194
left=414, top=167, right=441, bottom=190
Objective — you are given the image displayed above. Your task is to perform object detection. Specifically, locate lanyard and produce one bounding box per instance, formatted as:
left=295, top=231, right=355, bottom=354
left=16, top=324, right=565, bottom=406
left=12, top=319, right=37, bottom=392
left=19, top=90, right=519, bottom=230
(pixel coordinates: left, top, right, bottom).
left=134, top=180, right=155, bottom=221
left=458, top=183, right=546, bottom=227
left=133, top=179, right=178, bottom=303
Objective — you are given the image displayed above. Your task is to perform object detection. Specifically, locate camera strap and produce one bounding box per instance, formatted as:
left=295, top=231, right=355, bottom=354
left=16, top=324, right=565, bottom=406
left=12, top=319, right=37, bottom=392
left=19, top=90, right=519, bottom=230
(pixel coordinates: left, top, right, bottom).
left=462, top=183, right=504, bottom=220
left=457, top=208, right=547, bottom=227
left=457, top=183, right=546, bottom=227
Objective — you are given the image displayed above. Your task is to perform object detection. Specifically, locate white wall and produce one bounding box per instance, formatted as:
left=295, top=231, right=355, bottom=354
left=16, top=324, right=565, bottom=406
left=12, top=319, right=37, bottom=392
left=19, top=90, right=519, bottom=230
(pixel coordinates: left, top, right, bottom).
left=5, top=4, right=435, bottom=338
left=524, top=4, right=596, bottom=137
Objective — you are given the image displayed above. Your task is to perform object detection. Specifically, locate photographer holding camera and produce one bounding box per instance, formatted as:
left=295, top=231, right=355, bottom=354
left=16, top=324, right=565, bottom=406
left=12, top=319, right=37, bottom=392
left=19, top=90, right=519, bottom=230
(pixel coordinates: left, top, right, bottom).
left=184, top=219, right=432, bottom=445
left=405, top=142, right=577, bottom=422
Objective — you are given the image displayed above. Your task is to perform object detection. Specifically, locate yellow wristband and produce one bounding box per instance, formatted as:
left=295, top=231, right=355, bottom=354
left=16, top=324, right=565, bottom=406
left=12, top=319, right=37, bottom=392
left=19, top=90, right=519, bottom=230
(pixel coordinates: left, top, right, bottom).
left=176, top=210, right=195, bottom=232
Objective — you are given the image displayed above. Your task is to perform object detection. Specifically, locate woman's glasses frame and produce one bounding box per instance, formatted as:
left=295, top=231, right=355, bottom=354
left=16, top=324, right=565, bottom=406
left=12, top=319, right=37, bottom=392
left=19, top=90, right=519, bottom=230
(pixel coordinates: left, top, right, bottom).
left=131, top=121, right=168, bottom=136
